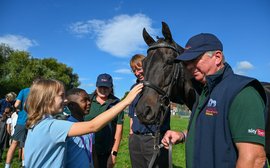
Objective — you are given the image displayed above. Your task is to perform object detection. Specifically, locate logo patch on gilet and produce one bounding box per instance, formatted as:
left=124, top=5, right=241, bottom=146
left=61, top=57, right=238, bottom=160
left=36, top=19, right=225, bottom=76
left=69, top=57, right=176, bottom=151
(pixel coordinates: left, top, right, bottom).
left=205, top=98, right=218, bottom=116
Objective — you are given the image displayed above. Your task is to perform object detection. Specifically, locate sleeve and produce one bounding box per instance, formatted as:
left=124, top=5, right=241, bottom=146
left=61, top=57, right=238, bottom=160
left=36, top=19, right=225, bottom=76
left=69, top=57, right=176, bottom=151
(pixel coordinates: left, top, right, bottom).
left=49, top=119, right=74, bottom=143
left=6, top=118, right=12, bottom=124
left=128, top=94, right=141, bottom=118
left=16, top=90, right=25, bottom=110
left=229, top=86, right=266, bottom=145
left=112, top=99, right=124, bottom=125
left=16, top=89, right=24, bottom=101
left=128, top=103, right=134, bottom=118
left=116, top=111, right=124, bottom=124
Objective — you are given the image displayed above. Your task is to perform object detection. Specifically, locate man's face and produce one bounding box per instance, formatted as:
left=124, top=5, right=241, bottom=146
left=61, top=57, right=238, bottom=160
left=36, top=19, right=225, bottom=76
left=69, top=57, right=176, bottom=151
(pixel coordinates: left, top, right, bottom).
left=185, top=52, right=218, bottom=84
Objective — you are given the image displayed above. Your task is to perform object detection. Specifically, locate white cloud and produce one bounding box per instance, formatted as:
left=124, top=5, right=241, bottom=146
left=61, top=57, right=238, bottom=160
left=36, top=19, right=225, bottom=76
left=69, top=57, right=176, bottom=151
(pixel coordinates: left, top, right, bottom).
left=69, top=14, right=155, bottom=57
left=0, top=34, right=38, bottom=50
left=235, top=61, right=254, bottom=75
left=114, top=68, right=132, bottom=74
left=69, top=20, right=105, bottom=38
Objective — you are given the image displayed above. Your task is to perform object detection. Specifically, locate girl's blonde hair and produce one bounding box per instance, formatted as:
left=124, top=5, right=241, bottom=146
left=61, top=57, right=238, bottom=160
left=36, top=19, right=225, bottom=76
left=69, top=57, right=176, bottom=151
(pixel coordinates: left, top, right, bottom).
left=26, top=79, right=65, bottom=129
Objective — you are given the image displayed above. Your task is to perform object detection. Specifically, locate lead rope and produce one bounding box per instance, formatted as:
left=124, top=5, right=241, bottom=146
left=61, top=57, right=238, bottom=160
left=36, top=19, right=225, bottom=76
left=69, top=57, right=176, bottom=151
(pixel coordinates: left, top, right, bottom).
left=148, top=105, right=173, bottom=168
left=148, top=131, right=160, bottom=168
left=168, top=141, right=173, bottom=168
left=148, top=142, right=173, bottom=168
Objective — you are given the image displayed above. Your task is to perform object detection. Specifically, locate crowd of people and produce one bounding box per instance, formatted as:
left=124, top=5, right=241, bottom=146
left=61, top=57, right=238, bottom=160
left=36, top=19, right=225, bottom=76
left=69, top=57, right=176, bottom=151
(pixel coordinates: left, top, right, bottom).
left=0, top=32, right=268, bottom=168
left=0, top=75, right=143, bottom=168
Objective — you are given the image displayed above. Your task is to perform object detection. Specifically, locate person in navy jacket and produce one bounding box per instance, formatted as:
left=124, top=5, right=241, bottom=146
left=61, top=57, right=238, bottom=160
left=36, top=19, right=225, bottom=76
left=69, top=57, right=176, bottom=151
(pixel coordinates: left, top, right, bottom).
left=162, top=33, right=267, bottom=168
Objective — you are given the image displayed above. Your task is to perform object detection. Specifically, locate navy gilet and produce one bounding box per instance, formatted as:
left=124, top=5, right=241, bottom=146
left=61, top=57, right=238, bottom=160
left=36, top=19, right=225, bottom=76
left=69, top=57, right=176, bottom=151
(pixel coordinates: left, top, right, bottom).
left=189, top=63, right=267, bottom=168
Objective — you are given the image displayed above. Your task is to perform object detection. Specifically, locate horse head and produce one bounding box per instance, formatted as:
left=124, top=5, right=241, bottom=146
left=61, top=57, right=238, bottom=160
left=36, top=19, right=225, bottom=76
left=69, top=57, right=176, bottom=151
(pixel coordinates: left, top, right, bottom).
left=135, top=22, right=196, bottom=125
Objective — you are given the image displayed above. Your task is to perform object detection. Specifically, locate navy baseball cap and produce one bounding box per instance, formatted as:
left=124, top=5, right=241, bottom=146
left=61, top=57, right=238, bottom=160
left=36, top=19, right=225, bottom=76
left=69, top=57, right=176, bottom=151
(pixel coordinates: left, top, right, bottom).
left=176, top=33, right=223, bottom=61
left=96, top=73, right=113, bottom=88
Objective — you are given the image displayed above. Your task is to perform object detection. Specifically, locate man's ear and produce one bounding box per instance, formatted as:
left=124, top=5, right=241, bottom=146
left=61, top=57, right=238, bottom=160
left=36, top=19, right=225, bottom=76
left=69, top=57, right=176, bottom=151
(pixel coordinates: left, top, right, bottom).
left=214, top=50, right=223, bottom=66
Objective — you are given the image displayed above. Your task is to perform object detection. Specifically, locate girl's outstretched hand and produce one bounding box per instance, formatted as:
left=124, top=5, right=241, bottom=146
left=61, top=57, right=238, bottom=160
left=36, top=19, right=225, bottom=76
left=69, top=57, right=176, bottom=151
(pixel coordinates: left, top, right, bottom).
left=123, top=83, right=143, bottom=105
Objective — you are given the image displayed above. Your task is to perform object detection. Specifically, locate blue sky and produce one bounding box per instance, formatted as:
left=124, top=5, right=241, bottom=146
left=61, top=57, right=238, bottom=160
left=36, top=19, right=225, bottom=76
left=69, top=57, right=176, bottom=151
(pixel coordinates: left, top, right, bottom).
left=1, top=0, right=270, bottom=98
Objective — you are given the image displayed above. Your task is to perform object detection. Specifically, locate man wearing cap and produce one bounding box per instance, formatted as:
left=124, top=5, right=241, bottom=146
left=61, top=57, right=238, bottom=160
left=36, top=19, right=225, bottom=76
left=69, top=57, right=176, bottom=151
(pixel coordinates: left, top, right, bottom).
left=85, top=73, right=124, bottom=168
left=162, top=33, right=267, bottom=167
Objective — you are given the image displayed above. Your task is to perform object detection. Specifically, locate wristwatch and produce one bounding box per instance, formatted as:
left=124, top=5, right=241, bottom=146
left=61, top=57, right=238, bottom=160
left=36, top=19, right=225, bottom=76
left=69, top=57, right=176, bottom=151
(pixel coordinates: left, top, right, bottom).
left=111, top=151, right=118, bottom=156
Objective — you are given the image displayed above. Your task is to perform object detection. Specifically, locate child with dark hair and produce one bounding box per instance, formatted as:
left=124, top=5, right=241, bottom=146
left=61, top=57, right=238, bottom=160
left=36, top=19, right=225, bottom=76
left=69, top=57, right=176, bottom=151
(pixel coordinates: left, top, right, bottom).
left=65, top=88, right=97, bottom=168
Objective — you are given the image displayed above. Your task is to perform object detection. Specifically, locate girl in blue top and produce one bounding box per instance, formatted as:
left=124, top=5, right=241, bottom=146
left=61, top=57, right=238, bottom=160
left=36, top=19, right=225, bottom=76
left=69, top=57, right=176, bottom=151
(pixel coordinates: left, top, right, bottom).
left=24, top=79, right=143, bottom=168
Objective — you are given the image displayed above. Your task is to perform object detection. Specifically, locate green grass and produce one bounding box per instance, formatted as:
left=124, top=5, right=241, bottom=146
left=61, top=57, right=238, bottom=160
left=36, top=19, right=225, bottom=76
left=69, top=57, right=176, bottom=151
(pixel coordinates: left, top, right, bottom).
left=115, top=115, right=188, bottom=168
left=0, top=149, right=22, bottom=167
left=0, top=115, right=188, bottom=168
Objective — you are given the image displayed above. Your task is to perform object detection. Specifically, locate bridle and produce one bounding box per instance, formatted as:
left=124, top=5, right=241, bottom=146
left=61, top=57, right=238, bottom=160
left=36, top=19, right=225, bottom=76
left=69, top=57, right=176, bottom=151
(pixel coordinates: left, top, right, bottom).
left=143, top=42, right=185, bottom=168
left=142, top=42, right=184, bottom=124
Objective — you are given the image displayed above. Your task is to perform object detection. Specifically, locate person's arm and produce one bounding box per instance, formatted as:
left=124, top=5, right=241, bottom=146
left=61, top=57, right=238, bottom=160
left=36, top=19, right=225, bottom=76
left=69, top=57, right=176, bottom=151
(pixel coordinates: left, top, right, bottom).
left=107, top=124, right=123, bottom=168
left=6, top=120, right=11, bottom=135
left=229, top=86, right=267, bottom=167
left=68, top=83, right=143, bottom=137
left=235, top=142, right=266, bottom=168
left=14, top=99, right=21, bottom=110
left=129, top=118, right=133, bottom=135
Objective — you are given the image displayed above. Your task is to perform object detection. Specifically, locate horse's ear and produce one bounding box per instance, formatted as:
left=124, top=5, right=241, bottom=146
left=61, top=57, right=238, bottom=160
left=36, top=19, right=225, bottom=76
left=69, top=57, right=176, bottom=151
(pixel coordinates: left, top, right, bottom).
left=143, top=28, right=155, bottom=46
left=162, top=22, right=172, bottom=42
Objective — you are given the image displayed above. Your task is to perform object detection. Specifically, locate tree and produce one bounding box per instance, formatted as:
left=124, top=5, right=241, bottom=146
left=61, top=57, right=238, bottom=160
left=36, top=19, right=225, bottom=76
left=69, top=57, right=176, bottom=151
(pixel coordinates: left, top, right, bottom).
left=0, top=44, right=80, bottom=97
left=40, top=58, right=80, bottom=90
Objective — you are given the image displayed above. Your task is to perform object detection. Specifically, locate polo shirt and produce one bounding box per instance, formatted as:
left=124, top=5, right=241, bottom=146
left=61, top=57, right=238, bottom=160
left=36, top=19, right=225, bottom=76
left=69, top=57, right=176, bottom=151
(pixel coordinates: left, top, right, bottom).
left=16, top=88, right=30, bottom=125
left=25, top=117, right=73, bottom=168
left=66, top=116, right=95, bottom=168
left=84, top=94, right=124, bottom=154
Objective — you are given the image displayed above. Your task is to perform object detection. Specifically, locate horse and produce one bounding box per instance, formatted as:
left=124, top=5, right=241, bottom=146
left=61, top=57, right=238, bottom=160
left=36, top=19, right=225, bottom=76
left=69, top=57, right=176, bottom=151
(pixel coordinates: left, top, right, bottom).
left=135, top=22, right=196, bottom=125
left=134, top=21, right=196, bottom=168
left=135, top=21, right=270, bottom=164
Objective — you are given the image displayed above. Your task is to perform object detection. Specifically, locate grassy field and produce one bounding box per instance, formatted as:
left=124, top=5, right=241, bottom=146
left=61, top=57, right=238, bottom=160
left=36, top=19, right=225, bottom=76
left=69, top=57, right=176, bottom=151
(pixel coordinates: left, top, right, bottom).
left=0, top=115, right=188, bottom=168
